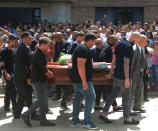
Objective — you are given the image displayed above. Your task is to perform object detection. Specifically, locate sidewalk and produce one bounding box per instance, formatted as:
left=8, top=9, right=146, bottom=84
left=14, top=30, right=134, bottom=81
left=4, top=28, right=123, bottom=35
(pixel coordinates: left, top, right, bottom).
left=0, top=93, right=157, bottom=131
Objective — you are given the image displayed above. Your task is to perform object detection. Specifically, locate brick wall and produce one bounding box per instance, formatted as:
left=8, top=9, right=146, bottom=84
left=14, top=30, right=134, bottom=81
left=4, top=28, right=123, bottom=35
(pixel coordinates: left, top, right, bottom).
left=71, top=0, right=158, bottom=24
left=144, top=7, right=158, bottom=23
left=71, top=6, right=95, bottom=24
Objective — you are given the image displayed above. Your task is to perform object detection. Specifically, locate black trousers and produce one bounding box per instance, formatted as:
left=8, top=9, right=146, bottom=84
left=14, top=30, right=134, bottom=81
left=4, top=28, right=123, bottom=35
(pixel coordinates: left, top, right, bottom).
left=143, top=73, right=149, bottom=99
left=94, top=85, right=117, bottom=107
left=56, top=85, right=71, bottom=106
left=14, top=80, right=32, bottom=117
left=4, top=78, right=17, bottom=111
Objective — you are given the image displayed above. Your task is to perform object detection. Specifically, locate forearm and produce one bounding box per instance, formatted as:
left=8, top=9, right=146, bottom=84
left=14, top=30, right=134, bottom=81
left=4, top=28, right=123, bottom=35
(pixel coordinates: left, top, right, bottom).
left=124, top=57, right=129, bottom=79
left=78, top=63, right=87, bottom=83
left=111, top=55, right=116, bottom=72
left=0, top=27, right=13, bottom=36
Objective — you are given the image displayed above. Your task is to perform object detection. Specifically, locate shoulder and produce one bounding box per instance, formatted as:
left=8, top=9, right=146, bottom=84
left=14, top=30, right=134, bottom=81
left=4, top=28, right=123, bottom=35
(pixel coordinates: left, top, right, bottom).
left=1, top=47, right=7, bottom=53
left=121, top=41, right=132, bottom=49
left=0, top=48, right=7, bottom=56
left=76, top=44, right=85, bottom=50
left=74, top=44, right=89, bottom=54
left=33, top=49, right=41, bottom=56
left=102, top=44, right=111, bottom=50
left=32, top=49, right=40, bottom=59
left=70, top=42, right=78, bottom=47
left=18, top=44, right=26, bottom=51
left=62, top=40, right=70, bottom=45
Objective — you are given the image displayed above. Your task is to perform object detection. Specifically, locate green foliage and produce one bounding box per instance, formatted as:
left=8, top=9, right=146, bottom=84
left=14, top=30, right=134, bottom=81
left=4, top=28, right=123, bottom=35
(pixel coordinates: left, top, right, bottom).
left=57, top=52, right=68, bottom=64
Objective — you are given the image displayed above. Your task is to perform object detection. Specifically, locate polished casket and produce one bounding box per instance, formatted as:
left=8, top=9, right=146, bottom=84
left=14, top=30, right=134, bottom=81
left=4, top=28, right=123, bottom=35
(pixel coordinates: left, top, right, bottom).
left=47, top=62, right=113, bottom=86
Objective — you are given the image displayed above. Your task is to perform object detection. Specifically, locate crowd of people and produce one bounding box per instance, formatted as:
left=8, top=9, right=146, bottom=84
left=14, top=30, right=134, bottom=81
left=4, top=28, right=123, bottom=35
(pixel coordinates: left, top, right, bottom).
left=0, top=19, right=158, bottom=130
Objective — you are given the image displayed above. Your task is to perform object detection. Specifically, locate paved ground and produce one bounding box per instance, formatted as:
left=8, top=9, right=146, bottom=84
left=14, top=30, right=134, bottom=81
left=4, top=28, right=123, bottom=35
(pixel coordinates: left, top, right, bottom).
left=0, top=92, right=158, bottom=131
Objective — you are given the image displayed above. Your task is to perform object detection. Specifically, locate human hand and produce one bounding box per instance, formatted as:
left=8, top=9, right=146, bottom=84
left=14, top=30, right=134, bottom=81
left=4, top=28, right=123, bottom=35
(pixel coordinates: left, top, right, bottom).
left=125, top=79, right=130, bottom=88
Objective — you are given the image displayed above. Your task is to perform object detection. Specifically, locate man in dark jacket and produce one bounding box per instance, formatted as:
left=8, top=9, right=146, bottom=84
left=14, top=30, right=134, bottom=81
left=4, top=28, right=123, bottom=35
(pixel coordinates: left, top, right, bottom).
left=91, top=36, right=121, bottom=111
left=67, top=31, right=85, bottom=54
left=14, top=32, right=39, bottom=120
left=0, top=35, right=19, bottom=112
left=53, top=32, right=70, bottom=62
left=21, top=37, right=55, bottom=127
left=52, top=32, right=71, bottom=110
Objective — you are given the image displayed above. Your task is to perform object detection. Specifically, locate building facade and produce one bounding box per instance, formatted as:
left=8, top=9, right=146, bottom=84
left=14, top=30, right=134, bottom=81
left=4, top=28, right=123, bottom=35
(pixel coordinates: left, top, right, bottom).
left=0, top=0, right=158, bottom=24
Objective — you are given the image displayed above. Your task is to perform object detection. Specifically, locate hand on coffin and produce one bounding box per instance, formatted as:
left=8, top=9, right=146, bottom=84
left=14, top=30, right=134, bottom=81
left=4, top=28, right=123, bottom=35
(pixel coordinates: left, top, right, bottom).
left=27, top=78, right=31, bottom=86
left=5, top=73, right=11, bottom=81
left=46, top=70, right=54, bottom=79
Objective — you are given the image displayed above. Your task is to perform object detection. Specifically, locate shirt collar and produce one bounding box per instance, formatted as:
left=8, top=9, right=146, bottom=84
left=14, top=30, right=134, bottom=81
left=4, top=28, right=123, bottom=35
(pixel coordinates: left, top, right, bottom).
left=23, top=43, right=30, bottom=49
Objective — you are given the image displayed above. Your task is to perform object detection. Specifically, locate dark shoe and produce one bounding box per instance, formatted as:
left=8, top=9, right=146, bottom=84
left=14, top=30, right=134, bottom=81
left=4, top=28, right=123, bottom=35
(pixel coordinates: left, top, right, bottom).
left=21, top=114, right=32, bottom=127
left=94, top=106, right=104, bottom=111
left=4, top=108, right=11, bottom=112
left=82, top=121, right=99, bottom=130
left=52, top=96, right=61, bottom=101
left=124, top=119, right=139, bottom=125
left=99, top=115, right=113, bottom=123
left=14, top=115, right=21, bottom=119
left=60, top=104, right=70, bottom=111
left=14, top=113, right=21, bottom=119
left=47, top=109, right=53, bottom=114
left=40, top=120, right=56, bottom=126
left=144, top=98, right=149, bottom=102
left=113, top=106, right=122, bottom=111
left=130, top=112, right=137, bottom=116
left=31, top=114, right=41, bottom=121
left=133, top=109, right=146, bottom=113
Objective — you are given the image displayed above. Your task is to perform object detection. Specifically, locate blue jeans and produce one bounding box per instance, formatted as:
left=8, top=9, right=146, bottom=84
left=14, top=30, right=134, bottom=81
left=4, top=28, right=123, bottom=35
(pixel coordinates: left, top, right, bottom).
left=150, top=65, right=158, bottom=87
left=72, top=81, right=96, bottom=124
left=24, top=82, right=48, bottom=121
left=48, top=84, right=53, bottom=96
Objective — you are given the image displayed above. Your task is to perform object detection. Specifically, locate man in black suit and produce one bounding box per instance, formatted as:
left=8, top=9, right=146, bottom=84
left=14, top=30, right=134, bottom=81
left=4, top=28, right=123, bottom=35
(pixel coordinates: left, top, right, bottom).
left=53, top=32, right=71, bottom=110
left=14, top=32, right=39, bottom=119
left=53, top=32, right=70, bottom=62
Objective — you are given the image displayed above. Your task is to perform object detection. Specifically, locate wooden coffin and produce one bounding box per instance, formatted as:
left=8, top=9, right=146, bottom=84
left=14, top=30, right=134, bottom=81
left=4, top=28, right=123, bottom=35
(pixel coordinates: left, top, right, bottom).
left=47, top=62, right=113, bottom=86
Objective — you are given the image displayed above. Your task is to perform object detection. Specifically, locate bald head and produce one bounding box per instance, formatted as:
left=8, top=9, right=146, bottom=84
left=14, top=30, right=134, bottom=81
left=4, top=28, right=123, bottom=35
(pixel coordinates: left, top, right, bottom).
left=138, top=34, right=148, bottom=48
left=55, top=32, right=63, bottom=42
left=108, top=35, right=118, bottom=46
left=95, top=38, right=104, bottom=49
left=128, top=32, right=140, bottom=44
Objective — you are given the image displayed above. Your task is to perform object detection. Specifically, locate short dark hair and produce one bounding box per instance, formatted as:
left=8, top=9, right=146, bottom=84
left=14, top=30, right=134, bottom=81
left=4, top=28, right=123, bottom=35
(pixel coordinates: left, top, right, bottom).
left=39, top=37, right=50, bottom=45
left=9, top=34, right=18, bottom=42
left=28, top=29, right=34, bottom=37
left=76, top=31, right=85, bottom=37
left=21, top=32, right=31, bottom=39
left=84, top=33, right=96, bottom=42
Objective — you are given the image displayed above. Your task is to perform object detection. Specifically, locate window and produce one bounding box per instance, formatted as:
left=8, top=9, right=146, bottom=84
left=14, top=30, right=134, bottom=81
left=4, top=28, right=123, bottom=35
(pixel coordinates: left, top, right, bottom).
left=33, top=8, right=41, bottom=23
